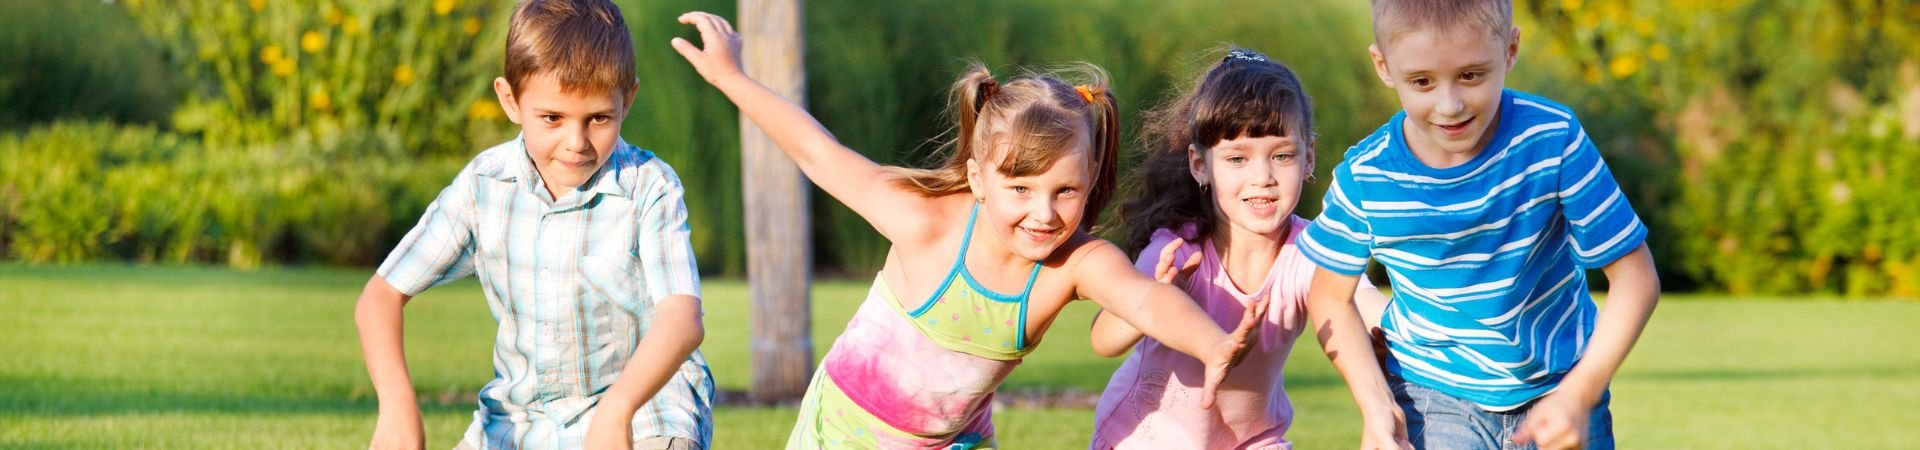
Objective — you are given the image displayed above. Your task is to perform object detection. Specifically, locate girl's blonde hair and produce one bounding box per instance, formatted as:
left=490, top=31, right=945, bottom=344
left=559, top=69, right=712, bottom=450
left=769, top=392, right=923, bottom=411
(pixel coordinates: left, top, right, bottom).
left=887, top=61, right=1122, bottom=231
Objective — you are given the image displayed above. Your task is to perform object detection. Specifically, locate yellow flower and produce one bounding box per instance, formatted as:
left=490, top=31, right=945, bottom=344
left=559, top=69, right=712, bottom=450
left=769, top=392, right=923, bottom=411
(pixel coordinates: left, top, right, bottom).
left=272, top=59, right=297, bottom=77
left=1608, top=54, right=1642, bottom=79
left=343, top=16, right=361, bottom=35
left=1560, top=0, right=1582, bottom=11
left=325, top=6, right=343, bottom=25
left=463, top=17, right=482, bottom=36
left=469, top=99, right=502, bottom=120
left=301, top=31, right=326, bottom=53
left=260, top=45, right=284, bottom=64
left=394, top=65, right=416, bottom=86
left=1583, top=66, right=1602, bottom=84
left=311, top=90, right=333, bottom=110
left=1649, top=43, right=1671, bottom=62
left=248, top=0, right=265, bottom=12
left=433, top=0, right=458, bottom=16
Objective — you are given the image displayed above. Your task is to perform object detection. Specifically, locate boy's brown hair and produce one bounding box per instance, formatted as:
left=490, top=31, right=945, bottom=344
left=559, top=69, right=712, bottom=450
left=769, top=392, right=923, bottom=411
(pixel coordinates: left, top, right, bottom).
left=1371, top=0, right=1514, bottom=47
left=503, top=0, right=636, bottom=96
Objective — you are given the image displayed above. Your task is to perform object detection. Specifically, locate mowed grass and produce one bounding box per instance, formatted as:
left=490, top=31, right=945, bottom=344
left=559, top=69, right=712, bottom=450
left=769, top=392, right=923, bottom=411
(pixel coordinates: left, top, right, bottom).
left=2, top=264, right=1918, bottom=448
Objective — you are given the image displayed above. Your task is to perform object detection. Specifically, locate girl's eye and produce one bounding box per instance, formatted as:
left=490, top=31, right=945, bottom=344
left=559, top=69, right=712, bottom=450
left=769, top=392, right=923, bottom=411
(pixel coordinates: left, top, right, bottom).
left=1274, top=153, right=1296, bottom=163
left=1057, top=187, right=1078, bottom=197
left=1225, top=156, right=1248, bottom=165
left=1011, top=186, right=1029, bottom=194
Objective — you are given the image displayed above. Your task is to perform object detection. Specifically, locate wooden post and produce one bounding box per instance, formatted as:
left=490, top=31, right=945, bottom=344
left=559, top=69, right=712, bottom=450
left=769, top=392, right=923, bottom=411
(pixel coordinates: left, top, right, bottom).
left=739, top=0, right=813, bottom=401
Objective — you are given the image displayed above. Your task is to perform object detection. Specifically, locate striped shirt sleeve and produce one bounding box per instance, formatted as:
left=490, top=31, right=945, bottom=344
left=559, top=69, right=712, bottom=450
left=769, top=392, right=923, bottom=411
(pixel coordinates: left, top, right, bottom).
left=1297, top=163, right=1375, bottom=275
left=376, top=165, right=479, bottom=296
left=1557, top=122, right=1648, bottom=268
left=637, top=166, right=702, bottom=305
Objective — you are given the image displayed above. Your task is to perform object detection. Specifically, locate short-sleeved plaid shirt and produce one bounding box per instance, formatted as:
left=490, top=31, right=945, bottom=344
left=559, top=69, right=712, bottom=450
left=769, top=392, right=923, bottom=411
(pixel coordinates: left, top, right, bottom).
left=377, top=135, right=712, bottom=449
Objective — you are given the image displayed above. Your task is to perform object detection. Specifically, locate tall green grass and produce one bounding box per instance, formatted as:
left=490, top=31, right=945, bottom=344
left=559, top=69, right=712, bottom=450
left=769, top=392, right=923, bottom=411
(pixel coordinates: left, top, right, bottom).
left=4, top=265, right=1919, bottom=448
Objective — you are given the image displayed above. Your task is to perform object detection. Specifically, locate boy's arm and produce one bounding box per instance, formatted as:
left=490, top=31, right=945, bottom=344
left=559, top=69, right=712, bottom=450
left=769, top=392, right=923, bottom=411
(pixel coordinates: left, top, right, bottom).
left=356, top=276, right=424, bottom=450
left=1072, top=238, right=1259, bottom=408
left=585, top=295, right=704, bottom=449
left=1304, top=268, right=1410, bottom=450
left=1512, top=243, right=1658, bottom=449
left=671, top=12, right=942, bottom=242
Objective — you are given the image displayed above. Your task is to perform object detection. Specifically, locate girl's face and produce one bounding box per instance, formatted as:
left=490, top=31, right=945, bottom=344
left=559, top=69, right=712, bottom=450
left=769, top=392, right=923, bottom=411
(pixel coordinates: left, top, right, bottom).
left=1191, top=134, right=1309, bottom=239
left=968, top=136, right=1093, bottom=263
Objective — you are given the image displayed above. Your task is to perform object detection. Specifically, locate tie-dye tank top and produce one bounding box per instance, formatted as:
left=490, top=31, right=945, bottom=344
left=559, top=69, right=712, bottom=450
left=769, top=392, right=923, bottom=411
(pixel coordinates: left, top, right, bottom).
left=786, top=204, right=1042, bottom=449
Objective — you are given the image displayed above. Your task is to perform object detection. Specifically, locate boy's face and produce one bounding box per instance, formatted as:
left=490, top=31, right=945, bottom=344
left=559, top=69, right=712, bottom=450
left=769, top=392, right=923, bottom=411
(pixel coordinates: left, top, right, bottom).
left=493, top=72, right=636, bottom=199
left=1191, top=134, right=1310, bottom=240
left=967, top=134, right=1093, bottom=263
left=1370, top=25, right=1519, bottom=162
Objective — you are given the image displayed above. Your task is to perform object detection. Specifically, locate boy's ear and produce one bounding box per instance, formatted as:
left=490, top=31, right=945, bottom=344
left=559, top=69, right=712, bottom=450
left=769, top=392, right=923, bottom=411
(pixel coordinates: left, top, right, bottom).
left=620, top=77, right=639, bottom=118
left=1505, top=27, right=1522, bottom=71
left=493, top=77, right=523, bottom=125
left=1368, top=44, right=1394, bottom=88
left=1186, top=144, right=1208, bottom=187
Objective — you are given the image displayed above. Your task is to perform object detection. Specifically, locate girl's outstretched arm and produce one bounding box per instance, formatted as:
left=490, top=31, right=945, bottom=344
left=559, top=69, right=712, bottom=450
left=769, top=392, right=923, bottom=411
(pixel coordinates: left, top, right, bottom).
left=1089, top=238, right=1201, bottom=357
left=1071, top=238, right=1259, bottom=409
left=671, top=12, right=939, bottom=240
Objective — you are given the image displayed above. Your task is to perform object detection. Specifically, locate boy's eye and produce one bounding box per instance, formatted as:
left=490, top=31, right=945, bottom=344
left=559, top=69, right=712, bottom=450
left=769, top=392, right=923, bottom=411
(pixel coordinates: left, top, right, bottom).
left=590, top=115, right=612, bottom=124
left=1461, top=71, right=1484, bottom=82
left=1409, top=77, right=1433, bottom=89
left=1011, top=186, right=1029, bottom=194
left=541, top=115, right=561, bottom=124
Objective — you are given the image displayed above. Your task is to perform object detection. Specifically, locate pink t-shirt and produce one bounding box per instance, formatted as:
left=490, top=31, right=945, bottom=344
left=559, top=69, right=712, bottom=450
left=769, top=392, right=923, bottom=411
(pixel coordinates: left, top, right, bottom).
left=1090, top=216, right=1373, bottom=450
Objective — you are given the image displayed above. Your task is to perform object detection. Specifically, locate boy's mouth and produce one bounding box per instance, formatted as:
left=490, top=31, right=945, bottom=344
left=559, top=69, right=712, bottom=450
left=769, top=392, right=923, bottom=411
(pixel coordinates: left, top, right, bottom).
left=1434, top=117, right=1474, bottom=137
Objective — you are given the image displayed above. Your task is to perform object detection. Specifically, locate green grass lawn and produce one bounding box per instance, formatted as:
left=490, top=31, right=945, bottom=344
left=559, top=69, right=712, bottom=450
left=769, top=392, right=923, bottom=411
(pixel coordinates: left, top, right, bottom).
left=3, top=264, right=1918, bottom=448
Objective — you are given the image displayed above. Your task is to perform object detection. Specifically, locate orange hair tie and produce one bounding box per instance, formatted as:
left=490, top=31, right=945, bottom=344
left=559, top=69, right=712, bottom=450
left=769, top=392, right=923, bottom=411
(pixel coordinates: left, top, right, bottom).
left=1075, top=84, right=1098, bottom=104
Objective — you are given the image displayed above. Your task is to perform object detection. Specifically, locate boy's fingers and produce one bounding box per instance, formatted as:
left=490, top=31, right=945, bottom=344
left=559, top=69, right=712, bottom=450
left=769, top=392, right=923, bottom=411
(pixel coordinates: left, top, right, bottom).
left=669, top=37, right=700, bottom=61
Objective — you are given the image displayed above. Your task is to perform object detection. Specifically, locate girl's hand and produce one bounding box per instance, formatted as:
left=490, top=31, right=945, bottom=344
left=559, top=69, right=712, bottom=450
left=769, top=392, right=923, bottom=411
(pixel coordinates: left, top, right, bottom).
left=1198, top=295, right=1266, bottom=409
left=1153, top=238, right=1202, bottom=286
left=669, top=12, right=744, bottom=85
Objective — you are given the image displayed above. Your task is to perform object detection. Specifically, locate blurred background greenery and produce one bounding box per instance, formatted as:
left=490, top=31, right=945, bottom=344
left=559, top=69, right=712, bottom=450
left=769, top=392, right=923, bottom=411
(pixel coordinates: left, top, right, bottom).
left=2, top=0, right=1918, bottom=298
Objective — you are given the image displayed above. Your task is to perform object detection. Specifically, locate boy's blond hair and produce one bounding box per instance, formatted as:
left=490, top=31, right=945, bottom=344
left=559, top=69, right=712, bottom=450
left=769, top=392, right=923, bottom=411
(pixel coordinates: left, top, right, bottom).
left=1371, top=0, right=1513, bottom=47
left=503, top=0, right=635, bottom=96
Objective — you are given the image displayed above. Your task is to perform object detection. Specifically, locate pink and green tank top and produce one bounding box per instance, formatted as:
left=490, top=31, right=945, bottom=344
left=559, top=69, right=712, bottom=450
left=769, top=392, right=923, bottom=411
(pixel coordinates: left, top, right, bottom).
left=786, top=204, right=1042, bottom=449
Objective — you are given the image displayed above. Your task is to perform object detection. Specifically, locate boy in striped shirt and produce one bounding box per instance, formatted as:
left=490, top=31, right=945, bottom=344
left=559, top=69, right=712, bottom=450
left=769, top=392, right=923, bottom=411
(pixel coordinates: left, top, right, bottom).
left=1296, top=1, right=1660, bottom=449
left=354, top=1, right=711, bottom=449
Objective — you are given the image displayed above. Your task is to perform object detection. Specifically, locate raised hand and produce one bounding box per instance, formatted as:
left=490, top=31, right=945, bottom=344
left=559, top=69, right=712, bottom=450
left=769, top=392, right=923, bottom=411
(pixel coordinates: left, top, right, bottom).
left=1153, top=238, right=1203, bottom=286
left=668, top=12, right=744, bottom=84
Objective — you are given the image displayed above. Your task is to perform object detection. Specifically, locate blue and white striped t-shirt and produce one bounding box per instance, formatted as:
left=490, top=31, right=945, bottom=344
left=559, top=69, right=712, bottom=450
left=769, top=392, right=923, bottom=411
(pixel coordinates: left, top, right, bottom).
left=1296, top=90, right=1647, bottom=410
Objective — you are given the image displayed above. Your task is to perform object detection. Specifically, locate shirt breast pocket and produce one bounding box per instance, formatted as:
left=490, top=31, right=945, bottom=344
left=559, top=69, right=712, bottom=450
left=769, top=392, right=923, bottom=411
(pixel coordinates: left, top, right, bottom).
left=579, top=254, right=649, bottom=320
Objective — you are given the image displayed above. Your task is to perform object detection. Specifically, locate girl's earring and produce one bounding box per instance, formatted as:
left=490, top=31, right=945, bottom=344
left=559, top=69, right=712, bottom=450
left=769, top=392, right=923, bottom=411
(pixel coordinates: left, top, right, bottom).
left=1306, top=174, right=1318, bottom=183
left=976, top=196, right=985, bottom=204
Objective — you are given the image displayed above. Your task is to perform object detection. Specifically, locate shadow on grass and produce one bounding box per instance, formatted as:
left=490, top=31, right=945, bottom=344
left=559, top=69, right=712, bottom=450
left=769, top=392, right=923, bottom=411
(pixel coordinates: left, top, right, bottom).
left=1623, top=365, right=1920, bottom=383
left=0, top=375, right=478, bottom=417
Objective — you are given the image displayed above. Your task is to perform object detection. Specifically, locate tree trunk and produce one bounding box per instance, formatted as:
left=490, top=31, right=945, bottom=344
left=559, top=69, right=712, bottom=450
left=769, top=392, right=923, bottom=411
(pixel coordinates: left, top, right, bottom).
left=739, top=0, right=812, bottom=402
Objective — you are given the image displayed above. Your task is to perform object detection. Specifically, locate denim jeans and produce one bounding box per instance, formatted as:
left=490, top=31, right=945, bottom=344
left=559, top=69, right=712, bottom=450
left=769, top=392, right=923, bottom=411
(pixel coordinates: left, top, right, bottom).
left=1390, top=376, right=1614, bottom=450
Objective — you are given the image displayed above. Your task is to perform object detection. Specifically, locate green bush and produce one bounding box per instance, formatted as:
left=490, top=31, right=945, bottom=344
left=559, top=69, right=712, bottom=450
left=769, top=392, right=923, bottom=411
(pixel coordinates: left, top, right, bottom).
left=1519, top=0, right=1920, bottom=296
left=0, top=1, right=174, bottom=129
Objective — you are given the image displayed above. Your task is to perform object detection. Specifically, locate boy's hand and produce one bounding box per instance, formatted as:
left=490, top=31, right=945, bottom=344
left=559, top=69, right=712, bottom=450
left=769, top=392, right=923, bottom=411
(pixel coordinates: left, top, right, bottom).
left=1510, top=390, right=1593, bottom=450
left=1153, top=238, right=1202, bottom=286
left=670, top=12, right=744, bottom=85
left=368, top=405, right=424, bottom=450
left=584, top=407, right=636, bottom=450
left=1358, top=408, right=1413, bottom=450
left=1198, top=295, right=1265, bottom=409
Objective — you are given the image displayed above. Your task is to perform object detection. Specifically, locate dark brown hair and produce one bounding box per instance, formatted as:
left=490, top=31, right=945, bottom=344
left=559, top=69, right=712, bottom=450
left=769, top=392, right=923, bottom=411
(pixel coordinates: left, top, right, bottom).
left=887, top=61, right=1122, bottom=231
left=1371, top=0, right=1514, bottom=47
left=1113, top=48, right=1316, bottom=254
left=503, top=0, right=635, bottom=96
